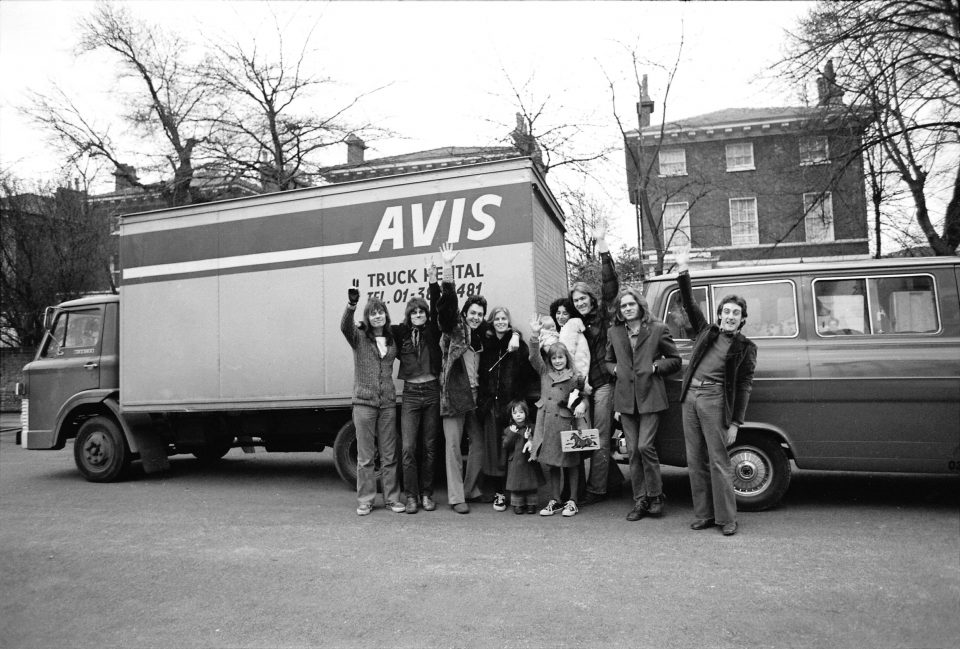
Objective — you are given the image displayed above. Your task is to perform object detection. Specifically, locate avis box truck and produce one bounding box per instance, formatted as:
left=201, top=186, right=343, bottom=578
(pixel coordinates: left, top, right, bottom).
left=17, top=158, right=569, bottom=483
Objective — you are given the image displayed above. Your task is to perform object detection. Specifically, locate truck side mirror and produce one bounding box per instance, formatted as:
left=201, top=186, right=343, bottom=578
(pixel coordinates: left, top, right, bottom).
left=43, top=306, right=56, bottom=331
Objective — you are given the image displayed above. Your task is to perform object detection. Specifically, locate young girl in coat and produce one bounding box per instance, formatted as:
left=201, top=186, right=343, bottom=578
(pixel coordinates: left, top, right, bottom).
left=528, top=315, right=589, bottom=518
left=502, top=400, right=543, bottom=514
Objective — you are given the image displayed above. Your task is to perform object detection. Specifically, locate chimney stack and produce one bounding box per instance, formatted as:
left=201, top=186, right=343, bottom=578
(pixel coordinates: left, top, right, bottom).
left=638, top=75, right=655, bottom=128
left=816, top=59, right=844, bottom=106
left=113, top=164, right=138, bottom=192
left=346, top=134, right=366, bottom=165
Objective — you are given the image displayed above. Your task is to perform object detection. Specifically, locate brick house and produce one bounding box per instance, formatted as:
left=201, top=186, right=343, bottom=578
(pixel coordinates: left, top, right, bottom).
left=624, top=65, right=871, bottom=270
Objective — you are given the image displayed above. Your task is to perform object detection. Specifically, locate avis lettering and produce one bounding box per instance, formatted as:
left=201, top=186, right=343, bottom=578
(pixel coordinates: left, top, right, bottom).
left=369, top=194, right=502, bottom=252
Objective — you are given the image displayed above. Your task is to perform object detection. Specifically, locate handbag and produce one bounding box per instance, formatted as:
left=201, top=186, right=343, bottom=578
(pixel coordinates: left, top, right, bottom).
left=560, top=428, right=600, bottom=452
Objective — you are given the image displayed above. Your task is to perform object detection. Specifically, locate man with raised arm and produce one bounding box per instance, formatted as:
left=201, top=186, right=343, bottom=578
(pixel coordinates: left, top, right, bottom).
left=675, top=247, right=757, bottom=536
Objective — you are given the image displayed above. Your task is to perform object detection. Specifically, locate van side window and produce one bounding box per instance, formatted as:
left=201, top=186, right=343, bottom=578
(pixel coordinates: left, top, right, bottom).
left=814, top=274, right=939, bottom=335
left=714, top=280, right=798, bottom=338
left=814, top=279, right=869, bottom=335
left=663, top=287, right=707, bottom=340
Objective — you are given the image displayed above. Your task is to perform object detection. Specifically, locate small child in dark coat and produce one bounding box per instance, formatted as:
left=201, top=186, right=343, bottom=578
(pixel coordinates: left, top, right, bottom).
left=502, top=400, right=543, bottom=514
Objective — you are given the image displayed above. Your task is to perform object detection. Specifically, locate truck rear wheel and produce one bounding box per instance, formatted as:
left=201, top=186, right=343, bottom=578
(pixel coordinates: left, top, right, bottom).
left=191, top=436, right=234, bottom=463
left=333, top=421, right=359, bottom=485
left=74, top=416, right=130, bottom=483
left=333, top=420, right=404, bottom=488
left=729, top=431, right=791, bottom=511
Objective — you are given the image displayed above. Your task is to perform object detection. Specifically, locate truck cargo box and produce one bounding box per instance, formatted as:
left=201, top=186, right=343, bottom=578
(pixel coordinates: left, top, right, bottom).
left=119, top=158, right=567, bottom=413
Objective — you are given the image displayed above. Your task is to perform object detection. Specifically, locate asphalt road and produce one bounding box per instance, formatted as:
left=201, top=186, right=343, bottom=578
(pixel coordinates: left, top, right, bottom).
left=1, top=422, right=957, bottom=649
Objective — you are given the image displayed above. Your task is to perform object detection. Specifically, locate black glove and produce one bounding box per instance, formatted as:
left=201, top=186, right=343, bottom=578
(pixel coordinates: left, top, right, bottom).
left=347, top=287, right=360, bottom=305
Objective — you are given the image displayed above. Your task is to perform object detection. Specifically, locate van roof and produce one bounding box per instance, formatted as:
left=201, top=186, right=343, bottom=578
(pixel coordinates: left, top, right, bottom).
left=645, top=256, right=958, bottom=284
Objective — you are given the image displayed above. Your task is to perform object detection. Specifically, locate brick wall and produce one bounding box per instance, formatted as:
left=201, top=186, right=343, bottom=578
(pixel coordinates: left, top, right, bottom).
left=1, top=348, right=33, bottom=412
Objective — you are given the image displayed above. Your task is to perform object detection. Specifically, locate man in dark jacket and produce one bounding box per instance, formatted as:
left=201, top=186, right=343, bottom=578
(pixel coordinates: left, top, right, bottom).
left=676, top=248, right=757, bottom=536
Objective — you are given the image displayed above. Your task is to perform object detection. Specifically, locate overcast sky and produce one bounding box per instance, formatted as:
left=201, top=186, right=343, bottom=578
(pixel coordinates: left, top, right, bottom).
left=0, top=0, right=816, bottom=249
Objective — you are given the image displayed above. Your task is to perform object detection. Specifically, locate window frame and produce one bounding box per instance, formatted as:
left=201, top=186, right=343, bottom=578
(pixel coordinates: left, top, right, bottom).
left=799, top=135, right=830, bottom=165
left=812, top=273, right=942, bottom=337
left=725, top=142, right=755, bottom=172
left=661, top=286, right=709, bottom=341
left=712, top=279, right=799, bottom=339
left=657, top=147, right=687, bottom=177
left=661, top=201, right=691, bottom=249
left=728, top=196, right=759, bottom=246
left=803, top=192, right=835, bottom=243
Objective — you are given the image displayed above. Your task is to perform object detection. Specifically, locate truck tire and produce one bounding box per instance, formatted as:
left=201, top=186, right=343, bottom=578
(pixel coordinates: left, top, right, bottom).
left=333, top=421, right=359, bottom=485
left=729, top=431, right=791, bottom=512
left=332, top=420, right=403, bottom=488
left=191, top=436, right=234, bottom=463
left=74, top=416, right=131, bottom=483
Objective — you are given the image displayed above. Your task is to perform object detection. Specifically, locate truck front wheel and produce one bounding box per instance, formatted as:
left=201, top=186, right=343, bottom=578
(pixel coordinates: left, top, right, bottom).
left=74, top=416, right=130, bottom=483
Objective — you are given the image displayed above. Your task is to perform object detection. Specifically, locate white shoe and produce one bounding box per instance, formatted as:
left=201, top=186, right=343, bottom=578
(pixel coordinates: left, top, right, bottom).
left=539, top=499, right=561, bottom=516
left=561, top=500, right=578, bottom=517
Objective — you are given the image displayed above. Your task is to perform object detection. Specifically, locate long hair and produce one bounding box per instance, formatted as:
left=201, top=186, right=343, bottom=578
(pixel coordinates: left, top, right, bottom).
left=612, top=286, right=653, bottom=325
left=403, top=296, right=430, bottom=327
left=360, top=297, right=394, bottom=344
left=549, top=297, right=577, bottom=329
left=486, top=306, right=513, bottom=340
left=545, top=341, right=575, bottom=372
left=568, top=282, right=598, bottom=315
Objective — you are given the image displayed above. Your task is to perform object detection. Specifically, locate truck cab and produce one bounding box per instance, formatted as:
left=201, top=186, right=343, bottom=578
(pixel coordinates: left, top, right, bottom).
left=18, top=295, right=128, bottom=479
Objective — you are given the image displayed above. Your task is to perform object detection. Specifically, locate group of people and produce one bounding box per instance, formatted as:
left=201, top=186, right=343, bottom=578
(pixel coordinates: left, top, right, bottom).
left=340, top=226, right=757, bottom=536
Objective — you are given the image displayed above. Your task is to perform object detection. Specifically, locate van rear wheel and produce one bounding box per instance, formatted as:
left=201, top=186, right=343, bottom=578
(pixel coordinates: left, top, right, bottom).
left=729, top=431, right=791, bottom=511
left=74, top=416, right=130, bottom=483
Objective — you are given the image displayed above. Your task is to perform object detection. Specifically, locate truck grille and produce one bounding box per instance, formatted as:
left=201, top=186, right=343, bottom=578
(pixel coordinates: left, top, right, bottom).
left=20, top=399, right=28, bottom=446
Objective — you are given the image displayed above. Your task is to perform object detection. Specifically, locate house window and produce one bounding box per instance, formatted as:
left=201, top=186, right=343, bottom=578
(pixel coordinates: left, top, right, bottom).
left=729, top=197, right=759, bottom=245
left=661, top=202, right=691, bottom=248
left=799, top=136, right=829, bottom=165
left=803, top=192, right=835, bottom=242
left=725, top=142, right=755, bottom=171
left=658, top=148, right=687, bottom=176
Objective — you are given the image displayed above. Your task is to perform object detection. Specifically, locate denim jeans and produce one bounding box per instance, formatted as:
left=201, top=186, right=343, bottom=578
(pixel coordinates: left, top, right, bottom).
left=400, top=380, right=440, bottom=499
left=682, top=384, right=737, bottom=524
left=585, top=382, right=622, bottom=495
left=442, top=405, right=481, bottom=505
left=353, top=404, right=401, bottom=507
left=620, top=411, right=663, bottom=502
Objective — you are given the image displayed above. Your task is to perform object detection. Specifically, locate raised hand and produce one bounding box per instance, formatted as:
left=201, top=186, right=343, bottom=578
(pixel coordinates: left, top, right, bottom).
left=347, top=278, right=360, bottom=305
left=439, top=242, right=459, bottom=265
left=529, top=313, right=543, bottom=334
left=676, top=245, right=690, bottom=271
left=593, top=219, right=608, bottom=242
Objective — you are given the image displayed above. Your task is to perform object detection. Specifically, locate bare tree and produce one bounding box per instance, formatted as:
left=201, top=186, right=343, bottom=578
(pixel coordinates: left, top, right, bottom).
left=561, top=189, right=606, bottom=286
left=199, top=19, right=389, bottom=191
left=1, top=170, right=115, bottom=348
left=604, top=34, right=712, bottom=276
left=779, top=0, right=960, bottom=255
left=23, top=2, right=209, bottom=207
left=494, top=68, right=617, bottom=180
